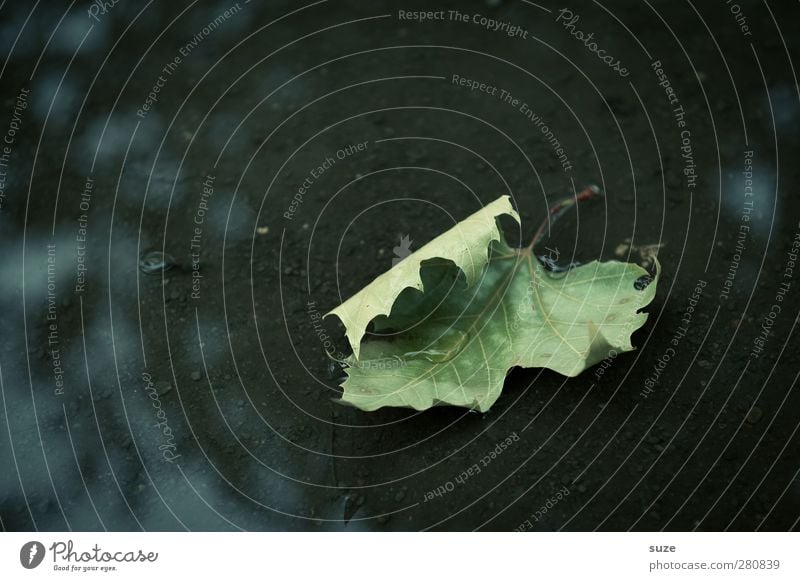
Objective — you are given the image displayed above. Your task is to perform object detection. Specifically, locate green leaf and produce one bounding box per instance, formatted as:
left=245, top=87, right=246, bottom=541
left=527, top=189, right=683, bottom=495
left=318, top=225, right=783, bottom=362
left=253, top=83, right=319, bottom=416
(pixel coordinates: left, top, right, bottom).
left=325, top=195, right=658, bottom=412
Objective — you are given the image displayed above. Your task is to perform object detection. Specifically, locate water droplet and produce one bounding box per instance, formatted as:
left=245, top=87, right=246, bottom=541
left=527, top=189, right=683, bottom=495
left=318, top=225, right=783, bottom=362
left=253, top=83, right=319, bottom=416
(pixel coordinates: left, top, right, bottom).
left=139, top=251, right=176, bottom=275
left=538, top=254, right=581, bottom=273
left=402, top=326, right=469, bottom=363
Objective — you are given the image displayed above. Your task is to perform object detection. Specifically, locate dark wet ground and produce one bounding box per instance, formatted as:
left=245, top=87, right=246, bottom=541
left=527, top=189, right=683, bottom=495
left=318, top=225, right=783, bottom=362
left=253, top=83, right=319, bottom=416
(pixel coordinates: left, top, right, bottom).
left=1, top=0, right=799, bottom=531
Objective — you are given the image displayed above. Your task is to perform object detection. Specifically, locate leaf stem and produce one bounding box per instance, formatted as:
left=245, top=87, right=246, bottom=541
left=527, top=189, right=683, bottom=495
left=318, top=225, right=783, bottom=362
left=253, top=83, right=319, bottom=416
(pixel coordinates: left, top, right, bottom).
left=527, top=185, right=601, bottom=251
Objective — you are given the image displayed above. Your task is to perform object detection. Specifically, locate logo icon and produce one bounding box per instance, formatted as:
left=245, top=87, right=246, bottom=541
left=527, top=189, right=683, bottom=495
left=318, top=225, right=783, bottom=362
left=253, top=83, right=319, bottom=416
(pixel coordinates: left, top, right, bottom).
left=392, top=234, right=413, bottom=267
left=20, top=541, right=45, bottom=569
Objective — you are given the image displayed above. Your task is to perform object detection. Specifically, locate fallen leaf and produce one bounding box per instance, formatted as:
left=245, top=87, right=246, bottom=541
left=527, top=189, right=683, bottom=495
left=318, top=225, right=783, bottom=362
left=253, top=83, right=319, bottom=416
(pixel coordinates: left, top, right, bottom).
left=326, top=196, right=658, bottom=412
